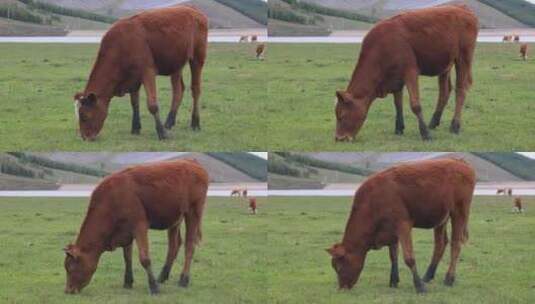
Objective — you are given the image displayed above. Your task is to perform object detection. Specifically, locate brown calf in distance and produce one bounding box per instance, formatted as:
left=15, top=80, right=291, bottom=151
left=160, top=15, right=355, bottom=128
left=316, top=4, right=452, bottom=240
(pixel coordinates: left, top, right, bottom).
left=242, top=189, right=248, bottom=197
left=64, top=159, right=209, bottom=295
left=512, top=197, right=524, bottom=213
left=251, top=35, right=258, bottom=42
left=73, top=6, right=208, bottom=141
left=521, top=44, right=528, bottom=61
left=503, top=35, right=512, bottom=42
left=327, top=159, right=476, bottom=293
left=249, top=197, right=257, bottom=215
left=334, top=5, right=478, bottom=141
left=231, top=188, right=242, bottom=197
left=514, top=35, right=520, bottom=42
left=496, top=188, right=506, bottom=195
left=256, top=43, right=265, bottom=60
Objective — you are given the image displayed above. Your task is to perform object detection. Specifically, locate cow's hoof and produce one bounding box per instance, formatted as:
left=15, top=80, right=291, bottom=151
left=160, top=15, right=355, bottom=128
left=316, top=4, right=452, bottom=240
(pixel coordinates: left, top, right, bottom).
left=157, top=272, right=169, bottom=284
left=149, top=284, right=160, bottom=295
left=164, top=121, right=175, bottom=130
left=123, top=282, right=133, bottom=289
left=156, top=129, right=168, bottom=140
left=444, top=274, right=455, bottom=286
left=395, top=129, right=404, bottom=135
left=131, top=128, right=141, bottom=135
left=164, top=113, right=176, bottom=130
left=415, top=283, right=427, bottom=294
left=389, top=280, right=399, bottom=288
left=179, top=273, right=190, bottom=288
left=422, top=273, right=434, bottom=283
left=450, top=120, right=461, bottom=134
left=429, top=113, right=442, bottom=129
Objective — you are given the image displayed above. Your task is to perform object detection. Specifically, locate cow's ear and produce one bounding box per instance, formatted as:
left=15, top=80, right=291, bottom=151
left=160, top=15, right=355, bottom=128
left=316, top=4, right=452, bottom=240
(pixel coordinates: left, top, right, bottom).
left=336, top=91, right=352, bottom=104
left=63, top=244, right=80, bottom=259
left=326, top=243, right=346, bottom=258
left=82, top=93, right=97, bottom=106
left=73, top=92, right=84, bottom=101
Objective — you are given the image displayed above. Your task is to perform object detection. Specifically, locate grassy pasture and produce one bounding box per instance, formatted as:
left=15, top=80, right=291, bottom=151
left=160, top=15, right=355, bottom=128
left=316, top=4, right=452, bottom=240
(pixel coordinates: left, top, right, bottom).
left=0, top=43, right=268, bottom=151
left=266, top=42, right=535, bottom=151
left=0, top=196, right=534, bottom=303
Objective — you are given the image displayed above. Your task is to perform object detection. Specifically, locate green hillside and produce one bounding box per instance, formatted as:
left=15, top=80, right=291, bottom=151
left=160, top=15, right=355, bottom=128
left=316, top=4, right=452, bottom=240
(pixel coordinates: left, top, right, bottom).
left=473, top=152, right=535, bottom=180
left=206, top=152, right=267, bottom=182
left=213, top=0, right=267, bottom=25
left=479, top=0, right=535, bottom=27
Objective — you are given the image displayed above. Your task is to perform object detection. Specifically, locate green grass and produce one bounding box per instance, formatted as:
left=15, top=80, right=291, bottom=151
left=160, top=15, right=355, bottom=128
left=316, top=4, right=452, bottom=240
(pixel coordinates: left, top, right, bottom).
left=264, top=196, right=535, bottom=303
left=0, top=197, right=267, bottom=303
left=0, top=43, right=268, bottom=151
left=266, top=43, right=535, bottom=151
left=2, top=196, right=534, bottom=303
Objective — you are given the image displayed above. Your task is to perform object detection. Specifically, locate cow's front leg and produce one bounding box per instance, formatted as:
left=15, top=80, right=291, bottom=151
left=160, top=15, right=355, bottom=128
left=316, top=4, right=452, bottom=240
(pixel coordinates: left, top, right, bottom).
left=143, top=70, right=167, bottom=140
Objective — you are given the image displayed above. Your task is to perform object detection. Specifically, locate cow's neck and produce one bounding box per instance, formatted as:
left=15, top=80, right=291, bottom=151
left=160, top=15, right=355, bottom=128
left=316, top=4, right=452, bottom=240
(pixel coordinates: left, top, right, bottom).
left=347, top=50, right=381, bottom=107
left=75, top=200, right=112, bottom=260
left=342, top=204, right=373, bottom=253
left=84, top=54, right=119, bottom=100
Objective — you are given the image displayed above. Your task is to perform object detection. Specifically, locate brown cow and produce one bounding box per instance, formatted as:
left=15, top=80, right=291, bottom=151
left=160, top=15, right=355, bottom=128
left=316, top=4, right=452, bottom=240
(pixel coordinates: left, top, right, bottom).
left=521, top=44, right=528, bottom=61
left=249, top=197, right=257, bottom=215
left=242, top=189, right=248, bottom=198
left=231, top=188, right=242, bottom=197
left=508, top=188, right=513, bottom=196
left=327, top=159, right=475, bottom=293
left=503, top=35, right=512, bottom=42
left=251, top=35, right=258, bottom=42
left=512, top=197, right=524, bottom=213
left=239, top=35, right=248, bottom=42
left=63, top=159, right=209, bottom=295
left=73, top=6, right=208, bottom=141
left=514, top=35, right=520, bottom=42
left=334, top=5, right=478, bottom=141
left=256, top=43, right=265, bottom=60
left=496, top=188, right=506, bottom=195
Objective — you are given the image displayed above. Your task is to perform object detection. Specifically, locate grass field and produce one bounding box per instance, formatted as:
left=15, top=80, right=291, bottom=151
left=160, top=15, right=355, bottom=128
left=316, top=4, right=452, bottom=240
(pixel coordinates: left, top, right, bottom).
left=1, top=196, right=534, bottom=303
left=266, top=43, right=535, bottom=151
left=0, top=197, right=268, bottom=303
left=0, top=43, right=267, bottom=151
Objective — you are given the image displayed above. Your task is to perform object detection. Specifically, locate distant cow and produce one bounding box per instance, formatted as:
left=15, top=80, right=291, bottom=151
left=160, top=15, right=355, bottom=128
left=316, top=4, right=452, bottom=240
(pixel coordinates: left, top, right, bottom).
left=497, top=188, right=506, bottom=195
left=249, top=197, right=257, bottom=215
left=514, top=35, right=520, bottom=42
left=327, top=159, right=476, bottom=293
left=251, top=35, right=258, bottom=42
left=512, top=197, right=524, bottom=213
left=73, top=6, right=208, bottom=141
left=64, top=159, right=209, bottom=295
left=508, top=188, right=513, bottom=196
left=334, top=5, right=478, bottom=142
left=256, top=43, right=265, bottom=60
left=503, top=35, right=512, bottom=42
left=242, top=189, right=248, bottom=197
left=239, top=35, right=248, bottom=42
left=521, top=44, right=528, bottom=61
left=231, top=188, right=242, bottom=197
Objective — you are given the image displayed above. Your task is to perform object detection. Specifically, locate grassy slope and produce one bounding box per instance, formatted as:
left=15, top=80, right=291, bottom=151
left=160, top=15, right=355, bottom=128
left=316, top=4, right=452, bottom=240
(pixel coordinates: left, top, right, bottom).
left=0, top=43, right=268, bottom=151
left=1, top=196, right=534, bottom=303
left=266, top=43, right=535, bottom=151
left=0, top=197, right=268, bottom=303
left=265, top=196, right=535, bottom=303
left=474, top=152, right=535, bottom=180
left=479, top=0, right=535, bottom=27
left=212, top=0, right=267, bottom=25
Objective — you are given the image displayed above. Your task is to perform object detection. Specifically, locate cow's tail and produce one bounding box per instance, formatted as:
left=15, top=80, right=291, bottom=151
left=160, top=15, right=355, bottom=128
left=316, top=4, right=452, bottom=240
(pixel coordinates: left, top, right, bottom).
left=462, top=225, right=469, bottom=244
left=193, top=198, right=206, bottom=246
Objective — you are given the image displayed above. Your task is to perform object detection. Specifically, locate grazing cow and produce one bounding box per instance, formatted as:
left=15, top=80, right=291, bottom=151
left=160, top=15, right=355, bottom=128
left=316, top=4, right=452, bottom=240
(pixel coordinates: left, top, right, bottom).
left=514, top=35, right=520, bottom=42
left=231, top=188, right=242, bottom=197
left=242, top=189, right=248, bottom=198
left=503, top=35, right=512, bottom=42
left=239, top=35, right=248, bottom=42
left=327, top=159, right=476, bottom=293
left=334, top=5, right=478, bottom=141
left=512, top=197, right=524, bottom=213
left=508, top=188, right=513, bottom=196
left=521, top=44, right=528, bottom=61
left=496, top=188, right=506, bottom=195
left=73, top=6, right=208, bottom=141
left=251, top=35, right=258, bottom=42
left=249, top=197, right=257, bottom=215
left=256, top=43, right=265, bottom=60
left=63, top=159, right=209, bottom=295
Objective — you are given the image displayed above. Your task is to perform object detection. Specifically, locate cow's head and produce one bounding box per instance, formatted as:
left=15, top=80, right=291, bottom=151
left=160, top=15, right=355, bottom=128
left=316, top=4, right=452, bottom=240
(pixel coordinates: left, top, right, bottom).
left=73, top=92, right=110, bottom=141
left=334, top=91, right=368, bottom=142
left=327, top=243, right=366, bottom=289
left=63, top=244, right=97, bottom=294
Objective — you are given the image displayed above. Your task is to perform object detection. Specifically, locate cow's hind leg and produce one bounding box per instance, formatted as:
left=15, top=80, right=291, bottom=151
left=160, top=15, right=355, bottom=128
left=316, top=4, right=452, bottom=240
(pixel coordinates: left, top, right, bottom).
left=130, top=90, right=141, bottom=134
left=405, top=70, right=431, bottom=141
left=444, top=214, right=468, bottom=286
left=393, top=90, right=405, bottom=135
left=123, top=243, right=134, bottom=289
left=399, top=222, right=426, bottom=293
left=389, top=242, right=400, bottom=288
left=179, top=212, right=201, bottom=287
left=189, top=59, right=204, bottom=131
left=423, top=223, right=448, bottom=282
left=158, top=220, right=183, bottom=283
left=164, top=72, right=185, bottom=130
left=142, top=69, right=167, bottom=140
left=134, top=224, right=159, bottom=295
left=429, top=71, right=452, bottom=129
